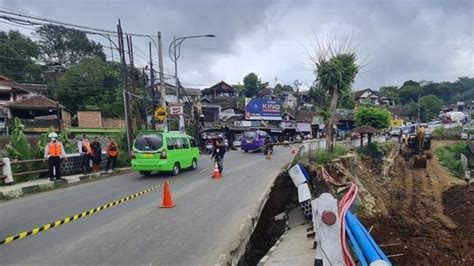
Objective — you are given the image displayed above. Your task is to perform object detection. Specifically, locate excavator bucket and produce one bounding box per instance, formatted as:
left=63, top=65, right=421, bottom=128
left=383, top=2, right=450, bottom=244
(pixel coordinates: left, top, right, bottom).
left=413, top=154, right=427, bottom=168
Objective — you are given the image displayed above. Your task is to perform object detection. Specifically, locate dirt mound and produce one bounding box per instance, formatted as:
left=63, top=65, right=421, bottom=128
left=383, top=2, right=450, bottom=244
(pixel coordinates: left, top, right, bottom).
left=443, top=183, right=474, bottom=248
left=356, top=141, right=473, bottom=265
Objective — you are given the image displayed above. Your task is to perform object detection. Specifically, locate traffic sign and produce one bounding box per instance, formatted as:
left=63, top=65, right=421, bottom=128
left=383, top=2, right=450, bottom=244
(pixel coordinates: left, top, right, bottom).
left=155, top=106, right=167, bottom=121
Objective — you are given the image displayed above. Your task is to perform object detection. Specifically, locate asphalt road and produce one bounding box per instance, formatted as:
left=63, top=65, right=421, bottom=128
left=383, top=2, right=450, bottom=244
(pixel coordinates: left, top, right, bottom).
left=0, top=146, right=294, bottom=265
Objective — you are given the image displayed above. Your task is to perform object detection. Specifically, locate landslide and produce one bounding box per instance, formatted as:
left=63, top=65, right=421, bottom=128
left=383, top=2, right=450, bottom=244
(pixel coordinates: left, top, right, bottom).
left=356, top=140, right=473, bottom=265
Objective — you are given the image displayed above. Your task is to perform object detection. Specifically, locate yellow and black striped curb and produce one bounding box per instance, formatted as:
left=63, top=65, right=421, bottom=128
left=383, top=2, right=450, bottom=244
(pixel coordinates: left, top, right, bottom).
left=0, top=178, right=182, bottom=245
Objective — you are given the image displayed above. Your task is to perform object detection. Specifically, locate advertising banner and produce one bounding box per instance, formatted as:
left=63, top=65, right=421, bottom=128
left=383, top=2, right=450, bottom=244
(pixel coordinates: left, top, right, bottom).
left=296, top=122, right=312, bottom=132
left=245, top=98, right=282, bottom=120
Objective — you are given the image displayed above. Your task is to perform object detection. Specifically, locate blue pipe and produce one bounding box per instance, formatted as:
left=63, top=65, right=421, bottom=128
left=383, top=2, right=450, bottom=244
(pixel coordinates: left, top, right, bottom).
left=345, top=220, right=368, bottom=266
left=345, top=211, right=381, bottom=263
left=354, top=213, right=391, bottom=264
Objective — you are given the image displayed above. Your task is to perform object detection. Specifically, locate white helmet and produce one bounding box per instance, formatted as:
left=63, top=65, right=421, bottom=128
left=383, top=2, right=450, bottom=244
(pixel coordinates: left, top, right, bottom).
left=48, top=132, right=58, bottom=139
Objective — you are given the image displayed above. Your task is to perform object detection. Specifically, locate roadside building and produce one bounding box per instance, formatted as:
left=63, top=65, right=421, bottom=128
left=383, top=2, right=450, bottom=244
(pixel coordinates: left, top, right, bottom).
left=7, top=95, right=72, bottom=134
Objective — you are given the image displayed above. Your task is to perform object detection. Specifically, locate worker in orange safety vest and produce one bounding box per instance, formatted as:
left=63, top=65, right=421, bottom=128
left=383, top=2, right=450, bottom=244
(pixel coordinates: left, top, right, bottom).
left=105, top=138, right=119, bottom=173
left=44, top=132, right=66, bottom=181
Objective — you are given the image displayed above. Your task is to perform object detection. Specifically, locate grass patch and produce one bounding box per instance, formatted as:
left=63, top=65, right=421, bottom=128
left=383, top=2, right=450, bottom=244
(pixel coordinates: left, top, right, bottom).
left=313, top=144, right=348, bottom=165
left=358, top=143, right=383, bottom=160
left=435, top=142, right=467, bottom=179
left=432, top=126, right=462, bottom=140
left=357, top=142, right=394, bottom=160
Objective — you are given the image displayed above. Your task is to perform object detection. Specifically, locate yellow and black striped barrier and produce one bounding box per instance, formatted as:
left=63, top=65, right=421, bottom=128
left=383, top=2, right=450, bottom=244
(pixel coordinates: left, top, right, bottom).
left=0, top=179, right=181, bottom=245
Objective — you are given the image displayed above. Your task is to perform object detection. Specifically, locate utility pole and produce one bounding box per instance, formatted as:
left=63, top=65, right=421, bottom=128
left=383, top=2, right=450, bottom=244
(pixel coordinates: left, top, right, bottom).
left=294, top=79, right=302, bottom=118
left=149, top=42, right=156, bottom=129
left=157, top=31, right=167, bottom=131
left=117, top=20, right=132, bottom=155
left=142, top=68, right=148, bottom=130
left=127, top=35, right=141, bottom=131
left=173, top=35, right=179, bottom=103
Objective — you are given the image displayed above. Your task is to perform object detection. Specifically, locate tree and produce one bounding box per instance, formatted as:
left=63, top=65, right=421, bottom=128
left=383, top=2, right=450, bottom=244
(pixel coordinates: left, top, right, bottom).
left=355, top=107, right=391, bottom=129
left=379, top=86, right=399, bottom=104
left=0, top=30, right=43, bottom=82
left=399, top=83, right=421, bottom=105
left=36, top=25, right=106, bottom=67
left=409, top=95, right=443, bottom=122
left=56, top=57, right=123, bottom=116
left=355, top=107, right=391, bottom=145
left=310, top=44, right=359, bottom=150
left=338, top=90, right=355, bottom=109
left=242, top=72, right=268, bottom=98
left=243, top=73, right=259, bottom=97
left=273, top=83, right=294, bottom=95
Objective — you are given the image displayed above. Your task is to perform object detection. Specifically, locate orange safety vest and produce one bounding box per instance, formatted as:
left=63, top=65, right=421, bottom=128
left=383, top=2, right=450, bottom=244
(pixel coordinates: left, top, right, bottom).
left=49, top=142, right=62, bottom=157
left=82, top=140, right=92, bottom=154
left=107, top=143, right=118, bottom=157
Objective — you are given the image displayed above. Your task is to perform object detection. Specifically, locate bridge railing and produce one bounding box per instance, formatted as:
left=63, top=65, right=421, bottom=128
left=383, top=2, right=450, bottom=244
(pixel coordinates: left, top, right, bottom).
left=1, top=152, right=108, bottom=185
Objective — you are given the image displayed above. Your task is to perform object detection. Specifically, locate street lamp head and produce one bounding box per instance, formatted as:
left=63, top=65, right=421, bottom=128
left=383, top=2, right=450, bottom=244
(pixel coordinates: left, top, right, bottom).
left=206, top=34, right=216, bottom=38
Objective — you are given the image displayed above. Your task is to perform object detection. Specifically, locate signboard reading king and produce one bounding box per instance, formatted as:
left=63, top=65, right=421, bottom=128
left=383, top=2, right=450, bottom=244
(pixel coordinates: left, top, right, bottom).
left=245, top=98, right=282, bottom=121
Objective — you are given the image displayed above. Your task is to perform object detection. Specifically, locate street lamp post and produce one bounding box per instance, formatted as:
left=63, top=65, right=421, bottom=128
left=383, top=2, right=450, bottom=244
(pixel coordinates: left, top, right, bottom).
left=169, top=34, right=215, bottom=133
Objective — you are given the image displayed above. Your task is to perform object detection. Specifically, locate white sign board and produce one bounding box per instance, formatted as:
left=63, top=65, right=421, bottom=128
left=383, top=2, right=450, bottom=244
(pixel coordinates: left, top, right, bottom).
left=297, top=183, right=311, bottom=203
left=169, top=103, right=184, bottom=115
left=234, top=120, right=251, bottom=127
left=289, top=164, right=307, bottom=187
left=296, top=122, right=312, bottom=132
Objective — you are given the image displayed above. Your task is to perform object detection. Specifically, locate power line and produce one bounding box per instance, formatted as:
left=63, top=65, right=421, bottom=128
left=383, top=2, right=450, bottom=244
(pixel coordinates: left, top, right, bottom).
left=0, top=8, right=154, bottom=37
left=0, top=19, right=37, bottom=31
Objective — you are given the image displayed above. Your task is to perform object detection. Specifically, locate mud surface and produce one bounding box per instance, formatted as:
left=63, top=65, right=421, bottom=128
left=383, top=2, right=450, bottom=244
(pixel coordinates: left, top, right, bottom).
left=358, top=141, right=473, bottom=265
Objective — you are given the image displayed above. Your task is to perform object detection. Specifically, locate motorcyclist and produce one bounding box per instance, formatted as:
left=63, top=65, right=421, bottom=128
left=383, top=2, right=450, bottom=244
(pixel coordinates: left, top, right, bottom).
left=264, top=136, right=273, bottom=155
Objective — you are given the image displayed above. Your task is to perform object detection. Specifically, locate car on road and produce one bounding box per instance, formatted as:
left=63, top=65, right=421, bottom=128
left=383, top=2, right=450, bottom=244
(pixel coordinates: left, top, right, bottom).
left=389, top=126, right=402, bottom=137
left=241, top=130, right=267, bottom=152
left=131, top=131, right=199, bottom=176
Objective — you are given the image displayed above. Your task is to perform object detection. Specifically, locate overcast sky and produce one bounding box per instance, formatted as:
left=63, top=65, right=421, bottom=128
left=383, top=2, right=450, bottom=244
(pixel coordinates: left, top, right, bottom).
left=0, top=0, right=473, bottom=91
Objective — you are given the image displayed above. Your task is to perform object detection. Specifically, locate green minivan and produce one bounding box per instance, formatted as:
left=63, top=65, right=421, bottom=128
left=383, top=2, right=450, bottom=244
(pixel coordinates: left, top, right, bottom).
left=131, top=131, right=199, bottom=176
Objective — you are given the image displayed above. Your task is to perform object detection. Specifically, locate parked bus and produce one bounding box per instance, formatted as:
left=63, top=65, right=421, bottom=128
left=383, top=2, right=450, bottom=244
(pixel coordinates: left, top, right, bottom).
left=131, top=131, right=199, bottom=176
left=241, top=130, right=268, bottom=153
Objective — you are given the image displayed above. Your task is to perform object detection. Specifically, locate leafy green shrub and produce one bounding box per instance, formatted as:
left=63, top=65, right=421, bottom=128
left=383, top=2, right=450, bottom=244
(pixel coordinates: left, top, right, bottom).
left=333, top=144, right=348, bottom=157
left=357, top=142, right=386, bottom=160
left=435, top=143, right=466, bottom=178
left=377, top=142, right=396, bottom=156
left=313, top=145, right=348, bottom=165
left=314, top=150, right=334, bottom=165
left=432, top=126, right=462, bottom=140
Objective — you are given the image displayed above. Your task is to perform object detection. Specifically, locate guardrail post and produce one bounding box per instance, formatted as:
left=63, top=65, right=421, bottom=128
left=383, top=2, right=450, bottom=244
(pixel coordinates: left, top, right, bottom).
left=2, top=158, right=14, bottom=184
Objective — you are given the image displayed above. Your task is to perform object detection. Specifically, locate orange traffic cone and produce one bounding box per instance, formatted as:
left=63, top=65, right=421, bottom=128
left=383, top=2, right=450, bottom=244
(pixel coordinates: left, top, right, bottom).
left=212, top=162, right=221, bottom=179
left=160, top=180, right=176, bottom=208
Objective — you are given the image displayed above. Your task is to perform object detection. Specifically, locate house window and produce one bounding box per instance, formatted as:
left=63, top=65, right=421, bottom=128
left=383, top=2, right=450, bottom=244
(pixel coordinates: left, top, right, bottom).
left=0, top=92, right=10, bottom=101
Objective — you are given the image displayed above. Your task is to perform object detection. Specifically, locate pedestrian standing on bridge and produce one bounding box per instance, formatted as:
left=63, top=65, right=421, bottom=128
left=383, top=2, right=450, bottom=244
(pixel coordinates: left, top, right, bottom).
left=78, top=134, right=92, bottom=175
left=44, top=132, right=66, bottom=181
left=91, top=137, right=102, bottom=172
left=211, top=139, right=226, bottom=175
left=106, top=138, right=119, bottom=173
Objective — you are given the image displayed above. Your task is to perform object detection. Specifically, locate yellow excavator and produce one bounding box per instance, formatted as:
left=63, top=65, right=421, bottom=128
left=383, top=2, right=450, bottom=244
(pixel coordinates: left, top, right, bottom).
left=401, top=126, right=432, bottom=168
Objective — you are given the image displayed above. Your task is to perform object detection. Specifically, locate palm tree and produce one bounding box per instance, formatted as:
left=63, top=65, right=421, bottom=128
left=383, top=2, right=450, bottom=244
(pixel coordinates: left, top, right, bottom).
left=311, top=49, right=358, bottom=150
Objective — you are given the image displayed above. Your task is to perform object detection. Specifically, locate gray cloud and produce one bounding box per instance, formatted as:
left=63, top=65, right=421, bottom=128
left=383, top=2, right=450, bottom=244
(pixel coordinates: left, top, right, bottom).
left=0, top=0, right=473, bottom=90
